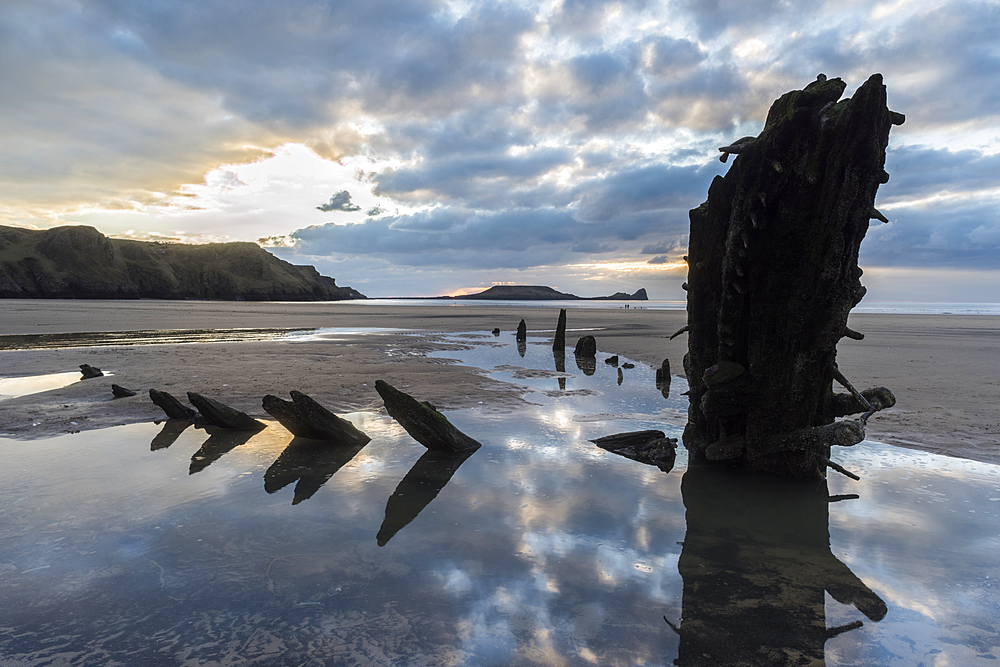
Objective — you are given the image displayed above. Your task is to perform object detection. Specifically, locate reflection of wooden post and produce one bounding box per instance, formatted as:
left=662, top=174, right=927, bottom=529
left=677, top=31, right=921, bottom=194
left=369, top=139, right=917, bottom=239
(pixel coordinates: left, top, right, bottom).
left=377, top=449, right=476, bottom=546
left=671, top=466, right=885, bottom=665
left=264, top=437, right=368, bottom=505
left=553, top=350, right=566, bottom=391
left=188, top=427, right=257, bottom=474
left=683, top=75, right=902, bottom=478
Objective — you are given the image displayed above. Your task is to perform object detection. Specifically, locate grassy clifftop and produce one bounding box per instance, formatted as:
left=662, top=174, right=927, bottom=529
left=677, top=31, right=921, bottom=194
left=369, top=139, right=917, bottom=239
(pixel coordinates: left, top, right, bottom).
left=0, top=225, right=365, bottom=301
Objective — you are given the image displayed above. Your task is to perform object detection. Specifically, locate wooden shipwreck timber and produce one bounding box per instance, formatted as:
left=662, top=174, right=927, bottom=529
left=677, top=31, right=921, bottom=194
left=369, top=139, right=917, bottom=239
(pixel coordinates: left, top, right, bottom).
left=681, top=74, right=903, bottom=479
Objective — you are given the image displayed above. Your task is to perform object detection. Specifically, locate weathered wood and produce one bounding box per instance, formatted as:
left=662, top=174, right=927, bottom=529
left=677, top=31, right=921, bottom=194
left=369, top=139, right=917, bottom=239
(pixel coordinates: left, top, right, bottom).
left=187, top=392, right=264, bottom=431
left=552, top=308, right=566, bottom=351
left=111, top=384, right=136, bottom=398
left=592, top=430, right=677, bottom=472
left=683, top=74, right=901, bottom=479
left=149, top=388, right=196, bottom=420
left=833, top=386, right=895, bottom=417
left=374, top=380, right=482, bottom=452
left=262, top=390, right=370, bottom=445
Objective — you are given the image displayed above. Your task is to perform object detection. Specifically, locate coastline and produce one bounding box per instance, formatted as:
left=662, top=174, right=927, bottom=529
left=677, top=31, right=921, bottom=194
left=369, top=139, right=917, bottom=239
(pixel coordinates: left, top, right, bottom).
left=1, top=300, right=997, bottom=465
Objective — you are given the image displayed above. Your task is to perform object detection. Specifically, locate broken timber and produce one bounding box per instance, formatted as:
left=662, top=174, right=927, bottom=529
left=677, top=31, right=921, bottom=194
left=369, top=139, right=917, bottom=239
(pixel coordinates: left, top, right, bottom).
left=375, top=380, right=482, bottom=453
left=682, top=74, right=902, bottom=479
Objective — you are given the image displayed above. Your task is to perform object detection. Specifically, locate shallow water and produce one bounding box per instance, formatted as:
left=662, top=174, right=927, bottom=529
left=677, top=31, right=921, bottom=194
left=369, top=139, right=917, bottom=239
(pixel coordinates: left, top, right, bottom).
left=353, top=298, right=1000, bottom=315
left=0, top=327, right=307, bottom=351
left=1, top=334, right=998, bottom=665
left=0, top=371, right=85, bottom=400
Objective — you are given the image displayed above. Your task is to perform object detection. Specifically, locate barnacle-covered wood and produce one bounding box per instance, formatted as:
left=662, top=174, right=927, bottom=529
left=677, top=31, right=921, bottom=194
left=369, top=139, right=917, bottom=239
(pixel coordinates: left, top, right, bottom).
left=683, top=74, right=901, bottom=479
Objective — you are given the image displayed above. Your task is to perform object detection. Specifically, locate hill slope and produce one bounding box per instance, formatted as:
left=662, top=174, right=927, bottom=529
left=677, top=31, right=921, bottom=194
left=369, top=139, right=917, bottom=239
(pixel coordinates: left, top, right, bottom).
left=0, top=225, right=365, bottom=301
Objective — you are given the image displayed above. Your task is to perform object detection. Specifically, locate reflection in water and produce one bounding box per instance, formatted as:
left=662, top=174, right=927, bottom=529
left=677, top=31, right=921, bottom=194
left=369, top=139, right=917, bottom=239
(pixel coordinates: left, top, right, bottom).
left=150, top=419, right=193, bottom=450
left=574, top=353, right=596, bottom=376
left=674, top=466, right=886, bottom=666
left=377, top=448, right=477, bottom=546
left=553, top=350, right=567, bottom=390
left=264, top=437, right=368, bottom=504
left=656, top=373, right=671, bottom=399
left=189, top=427, right=258, bottom=474
left=517, top=338, right=526, bottom=357
left=4, top=334, right=1000, bottom=665
left=0, top=327, right=307, bottom=351
left=0, top=371, right=82, bottom=400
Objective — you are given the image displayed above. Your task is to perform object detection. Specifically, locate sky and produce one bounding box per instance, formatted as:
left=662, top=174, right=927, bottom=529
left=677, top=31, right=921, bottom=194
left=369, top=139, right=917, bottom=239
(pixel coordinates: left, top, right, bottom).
left=2, top=0, right=998, bottom=300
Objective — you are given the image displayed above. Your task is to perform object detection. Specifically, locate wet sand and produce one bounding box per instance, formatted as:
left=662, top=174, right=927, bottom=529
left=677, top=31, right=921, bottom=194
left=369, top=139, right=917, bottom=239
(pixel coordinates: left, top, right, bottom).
left=1, top=300, right=997, bottom=465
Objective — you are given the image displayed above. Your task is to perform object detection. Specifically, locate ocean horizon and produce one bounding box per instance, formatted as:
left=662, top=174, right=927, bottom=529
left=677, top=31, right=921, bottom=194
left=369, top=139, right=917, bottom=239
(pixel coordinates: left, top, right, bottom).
left=352, top=298, right=1000, bottom=316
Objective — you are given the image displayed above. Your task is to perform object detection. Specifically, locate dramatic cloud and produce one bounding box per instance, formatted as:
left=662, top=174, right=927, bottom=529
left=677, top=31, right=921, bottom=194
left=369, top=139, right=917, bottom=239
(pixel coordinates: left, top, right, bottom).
left=1, top=0, right=997, bottom=299
left=317, top=191, right=362, bottom=213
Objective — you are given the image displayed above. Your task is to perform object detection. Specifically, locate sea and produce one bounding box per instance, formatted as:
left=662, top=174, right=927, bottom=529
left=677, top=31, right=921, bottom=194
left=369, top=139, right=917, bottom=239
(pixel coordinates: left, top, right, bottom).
left=351, top=298, right=1000, bottom=315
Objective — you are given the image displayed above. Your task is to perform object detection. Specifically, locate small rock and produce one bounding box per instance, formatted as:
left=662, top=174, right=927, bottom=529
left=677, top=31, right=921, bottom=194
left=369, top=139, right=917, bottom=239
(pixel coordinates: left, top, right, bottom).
left=111, top=384, right=137, bottom=398
left=605, top=355, right=619, bottom=367
left=80, top=364, right=103, bottom=379
left=622, top=362, right=635, bottom=369
left=574, top=335, right=597, bottom=358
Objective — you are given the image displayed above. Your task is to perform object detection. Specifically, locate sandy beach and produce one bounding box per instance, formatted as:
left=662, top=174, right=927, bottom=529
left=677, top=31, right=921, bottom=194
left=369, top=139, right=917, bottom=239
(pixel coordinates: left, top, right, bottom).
left=1, top=299, right=997, bottom=465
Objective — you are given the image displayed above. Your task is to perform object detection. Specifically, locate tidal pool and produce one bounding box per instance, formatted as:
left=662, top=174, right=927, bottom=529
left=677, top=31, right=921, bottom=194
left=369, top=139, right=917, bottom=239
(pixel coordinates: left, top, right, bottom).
left=0, top=333, right=998, bottom=665
left=0, top=328, right=308, bottom=351
left=0, top=371, right=86, bottom=400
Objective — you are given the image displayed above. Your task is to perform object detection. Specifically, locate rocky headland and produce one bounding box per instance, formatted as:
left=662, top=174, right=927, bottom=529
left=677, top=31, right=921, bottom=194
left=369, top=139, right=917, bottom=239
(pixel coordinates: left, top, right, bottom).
left=0, top=225, right=365, bottom=301
left=451, top=285, right=648, bottom=301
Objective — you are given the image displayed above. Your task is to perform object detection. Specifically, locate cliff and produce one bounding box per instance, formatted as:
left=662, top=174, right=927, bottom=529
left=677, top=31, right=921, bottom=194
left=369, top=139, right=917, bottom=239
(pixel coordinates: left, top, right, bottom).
left=452, top=285, right=648, bottom=300
left=0, top=225, right=365, bottom=301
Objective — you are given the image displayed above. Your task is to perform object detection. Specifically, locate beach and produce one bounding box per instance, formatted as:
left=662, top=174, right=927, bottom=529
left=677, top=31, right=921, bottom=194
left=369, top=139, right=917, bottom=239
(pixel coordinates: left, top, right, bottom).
left=1, top=299, right=997, bottom=465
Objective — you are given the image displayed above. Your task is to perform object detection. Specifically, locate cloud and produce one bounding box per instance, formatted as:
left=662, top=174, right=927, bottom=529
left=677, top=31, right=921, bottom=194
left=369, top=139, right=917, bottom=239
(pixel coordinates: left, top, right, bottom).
left=861, top=193, right=1000, bottom=270
left=880, top=145, right=1000, bottom=202
left=317, top=191, right=361, bottom=212
left=1, top=0, right=997, bottom=299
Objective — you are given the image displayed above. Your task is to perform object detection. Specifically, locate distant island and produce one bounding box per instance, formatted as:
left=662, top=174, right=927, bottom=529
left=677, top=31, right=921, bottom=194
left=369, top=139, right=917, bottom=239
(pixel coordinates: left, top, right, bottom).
left=0, top=225, right=365, bottom=301
left=448, top=285, right=648, bottom=301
